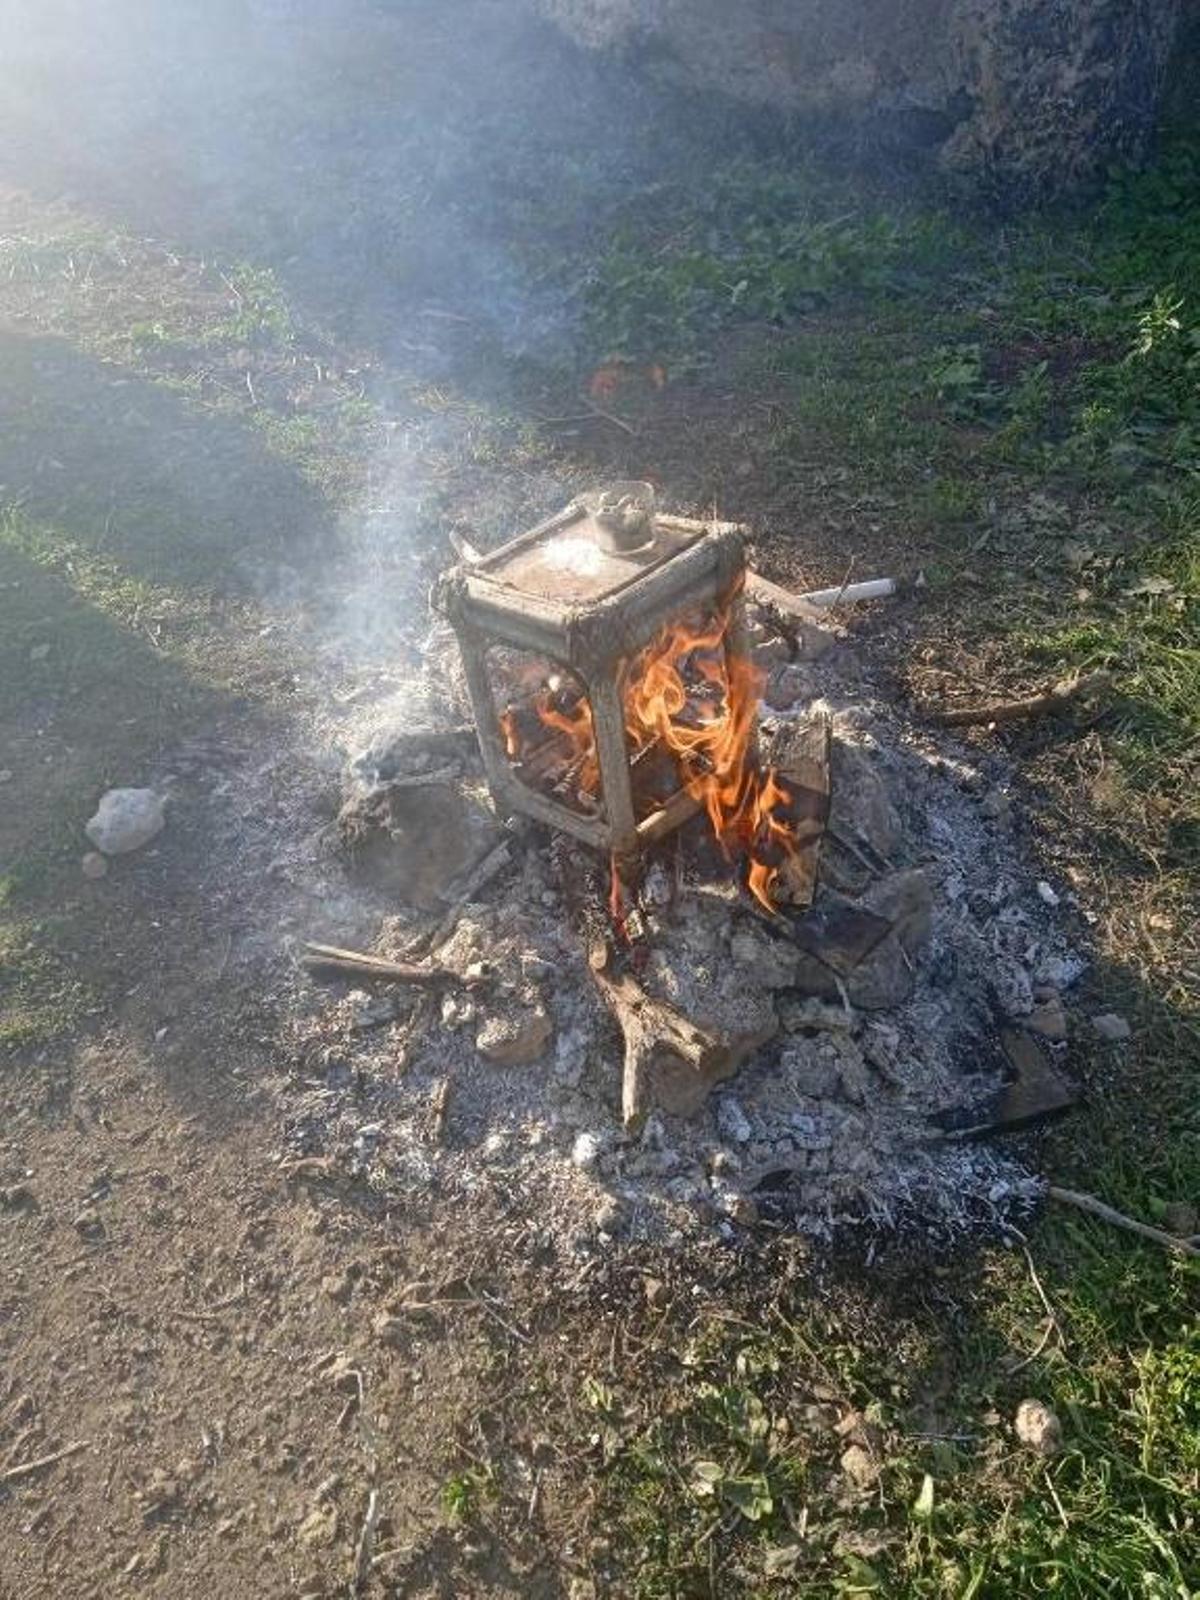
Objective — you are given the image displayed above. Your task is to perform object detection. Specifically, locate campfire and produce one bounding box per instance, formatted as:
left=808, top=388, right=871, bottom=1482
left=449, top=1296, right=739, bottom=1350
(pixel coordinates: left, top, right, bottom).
left=309, top=483, right=1089, bottom=1245
left=440, top=484, right=823, bottom=922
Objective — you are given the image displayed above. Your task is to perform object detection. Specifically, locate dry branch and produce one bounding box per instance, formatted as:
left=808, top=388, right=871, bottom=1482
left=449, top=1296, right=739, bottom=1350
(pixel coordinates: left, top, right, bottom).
left=301, top=943, right=473, bottom=986
left=1047, top=1185, right=1200, bottom=1259
left=0, top=1441, right=89, bottom=1485
left=927, top=671, right=1112, bottom=728
left=588, top=941, right=770, bottom=1130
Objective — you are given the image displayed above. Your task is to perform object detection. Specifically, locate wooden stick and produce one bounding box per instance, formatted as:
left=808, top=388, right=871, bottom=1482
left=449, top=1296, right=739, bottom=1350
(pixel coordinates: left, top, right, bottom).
left=588, top=940, right=761, bottom=1132
left=636, top=787, right=701, bottom=844
left=301, top=944, right=469, bottom=986
left=1, top=1441, right=89, bottom=1485
left=1047, top=1185, right=1200, bottom=1259
left=928, top=671, right=1111, bottom=728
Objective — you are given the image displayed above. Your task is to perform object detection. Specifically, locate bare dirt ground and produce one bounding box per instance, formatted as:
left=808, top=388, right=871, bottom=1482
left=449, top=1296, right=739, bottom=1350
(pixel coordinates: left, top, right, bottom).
left=1, top=4, right=1196, bottom=1598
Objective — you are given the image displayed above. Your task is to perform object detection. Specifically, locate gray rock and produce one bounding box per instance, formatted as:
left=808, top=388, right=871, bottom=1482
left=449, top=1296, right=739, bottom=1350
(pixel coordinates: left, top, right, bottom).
left=715, top=1098, right=752, bottom=1144
left=1092, top=1012, right=1132, bottom=1042
left=593, top=1196, right=627, bottom=1237
left=1026, top=992, right=1068, bottom=1041
left=861, top=868, right=933, bottom=958
left=979, top=788, right=1012, bottom=822
left=476, top=1006, right=553, bottom=1065
left=828, top=740, right=902, bottom=860
left=839, top=1442, right=880, bottom=1490
left=85, top=788, right=165, bottom=855
left=81, top=851, right=109, bottom=880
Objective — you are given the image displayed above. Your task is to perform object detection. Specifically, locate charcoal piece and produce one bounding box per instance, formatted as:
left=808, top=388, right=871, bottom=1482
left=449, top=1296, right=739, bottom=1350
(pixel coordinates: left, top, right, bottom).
left=930, top=1029, right=1079, bottom=1138
left=788, top=895, right=891, bottom=977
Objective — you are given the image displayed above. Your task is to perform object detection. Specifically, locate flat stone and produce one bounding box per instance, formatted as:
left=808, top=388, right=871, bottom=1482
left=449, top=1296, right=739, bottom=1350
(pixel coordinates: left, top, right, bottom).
left=476, top=1006, right=553, bottom=1065
left=861, top=868, right=933, bottom=958
left=85, top=788, right=165, bottom=856
left=828, top=739, right=901, bottom=859
left=1025, top=992, right=1068, bottom=1040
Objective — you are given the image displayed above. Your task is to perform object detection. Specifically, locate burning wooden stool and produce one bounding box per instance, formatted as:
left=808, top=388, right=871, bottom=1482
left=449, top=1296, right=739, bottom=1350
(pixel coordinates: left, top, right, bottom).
left=438, top=484, right=748, bottom=861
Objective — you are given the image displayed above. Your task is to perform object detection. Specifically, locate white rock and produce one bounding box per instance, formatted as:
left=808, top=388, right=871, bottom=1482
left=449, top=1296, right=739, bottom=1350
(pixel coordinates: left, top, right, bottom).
left=1092, top=1012, right=1131, bottom=1042
left=476, top=1006, right=553, bottom=1065
left=85, top=788, right=165, bottom=855
left=1014, top=1398, right=1062, bottom=1456
left=571, top=1131, right=605, bottom=1171
left=1036, top=881, right=1060, bottom=908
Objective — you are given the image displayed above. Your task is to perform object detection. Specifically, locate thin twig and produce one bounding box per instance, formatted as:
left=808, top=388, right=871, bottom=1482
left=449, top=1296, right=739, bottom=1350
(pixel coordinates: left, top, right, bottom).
left=927, top=671, right=1111, bottom=729
left=1048, top=1185, right=1200, bottom=1258
left=351, top=1488, right=379, bottom=1596
left=582, top=397, right=637, bottom=436
left=0, top=1442, right=89, bottom=1485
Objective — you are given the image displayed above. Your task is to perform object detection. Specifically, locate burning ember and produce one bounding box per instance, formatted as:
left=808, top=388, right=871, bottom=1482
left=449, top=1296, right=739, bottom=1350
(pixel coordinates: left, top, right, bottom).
left=501, top=595, right=805, bottom=912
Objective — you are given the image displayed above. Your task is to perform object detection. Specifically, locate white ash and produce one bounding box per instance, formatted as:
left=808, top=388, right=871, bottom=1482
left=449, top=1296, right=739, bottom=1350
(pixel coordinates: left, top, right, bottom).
left=261, top=638, right=1081, bottom=1254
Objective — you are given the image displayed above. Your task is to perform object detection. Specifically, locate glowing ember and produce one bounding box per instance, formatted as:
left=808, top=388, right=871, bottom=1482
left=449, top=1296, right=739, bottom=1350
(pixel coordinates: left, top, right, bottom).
left=502, top=601, right=802, bottom=911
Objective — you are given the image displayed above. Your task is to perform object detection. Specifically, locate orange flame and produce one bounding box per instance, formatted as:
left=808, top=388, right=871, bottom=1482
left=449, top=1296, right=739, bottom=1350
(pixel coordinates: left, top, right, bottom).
left=503, top=604, right=802, bottom=911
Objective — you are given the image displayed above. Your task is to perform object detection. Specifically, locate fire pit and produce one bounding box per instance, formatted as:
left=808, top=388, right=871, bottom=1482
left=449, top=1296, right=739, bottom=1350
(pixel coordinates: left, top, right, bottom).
left=439, top=484, right=814, bottom=909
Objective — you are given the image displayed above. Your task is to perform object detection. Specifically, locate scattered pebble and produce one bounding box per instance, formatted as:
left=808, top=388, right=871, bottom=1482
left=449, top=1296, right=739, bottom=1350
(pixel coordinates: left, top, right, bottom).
left=81, top=851, right=109, bottom=880
left=1036, top=881, right=1060, bottom=908
left=1014, top=1398, right=1062, bottom=1456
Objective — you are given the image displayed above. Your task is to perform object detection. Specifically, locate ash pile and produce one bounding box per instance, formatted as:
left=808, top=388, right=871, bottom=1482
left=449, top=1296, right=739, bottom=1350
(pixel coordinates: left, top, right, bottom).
left=285, top=547, right=1084, bottom=1250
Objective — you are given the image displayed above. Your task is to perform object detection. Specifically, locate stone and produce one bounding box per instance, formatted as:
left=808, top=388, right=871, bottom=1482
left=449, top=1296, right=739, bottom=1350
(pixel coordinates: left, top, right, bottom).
left=85, top=788, right=165, bottom=855
left=1026, top=992, right=1068, bottom=1041
left=861, top=868, right=933, bottom=958
left=571, top=1131, right=606, bottom=1170
left=729, top=928, right=796, bottom=990
left=297, top=1504, right=339, bottom=1549
left=828, top=739, right=902, bottom=860
left=979, top=788, right=1012, bottom=822
left=844, top=935, right=915, bottom=1011
left=715, top=1098, right=752, bottom=1144
left=81, top=851, right=109, bottom=880
left=642, top=1276, right=669, bottom=1309
left=765, top=664, right=817, bottom=711
left=1014, top=1398, right=1062, bottom=1457
left=593, top=1196, right=627, bottom=1237
left=476, top=1006, right=553, bottom=1065
left=839, top=1442, right=880, bottom=1490
left=1092, top=1012, right=1131, bottom=1042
